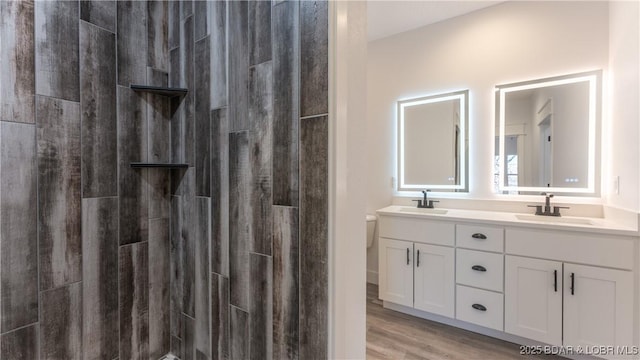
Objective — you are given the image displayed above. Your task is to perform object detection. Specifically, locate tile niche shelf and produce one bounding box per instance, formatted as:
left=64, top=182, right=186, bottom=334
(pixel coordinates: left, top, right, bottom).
left=129, top=84, right=189, bottom=169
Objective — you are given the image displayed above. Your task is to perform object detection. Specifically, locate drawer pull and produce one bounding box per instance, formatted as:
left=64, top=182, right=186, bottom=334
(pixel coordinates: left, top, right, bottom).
left=417, top=250, right=420, bottom=267
left=472, top=303, right=487, bottom=311
left=471, top=265, right=487, bottom=272
left=553, top=270, right=558, bottom=292
left=407, top=248, right=410, bottom=265
left=471, top=233, right=487, bottom=240
left=570, top=272, right=575, bottom=295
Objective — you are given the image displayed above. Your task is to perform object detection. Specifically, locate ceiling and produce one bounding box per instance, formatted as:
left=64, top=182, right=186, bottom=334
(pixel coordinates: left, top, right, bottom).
left=367, top=1, right=506, bottom=41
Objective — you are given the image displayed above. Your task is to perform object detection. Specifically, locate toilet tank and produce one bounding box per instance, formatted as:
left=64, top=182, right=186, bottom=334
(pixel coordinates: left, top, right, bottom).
left=366, top=214, right=377, bottom=248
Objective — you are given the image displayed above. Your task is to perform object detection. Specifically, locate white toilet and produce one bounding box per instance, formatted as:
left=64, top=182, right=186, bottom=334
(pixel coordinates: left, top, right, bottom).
left=366, top=214, right=377, bottom=248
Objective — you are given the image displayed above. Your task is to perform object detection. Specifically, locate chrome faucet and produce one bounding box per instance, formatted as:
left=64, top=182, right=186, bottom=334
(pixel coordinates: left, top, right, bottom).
left=528, top=192, right=570, bottom=217
left=412, top=190, right=439, bottom=209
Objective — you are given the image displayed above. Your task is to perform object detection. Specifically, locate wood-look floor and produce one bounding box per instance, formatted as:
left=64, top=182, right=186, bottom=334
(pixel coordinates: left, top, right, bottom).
left=367, top=283, right=560, bottom=360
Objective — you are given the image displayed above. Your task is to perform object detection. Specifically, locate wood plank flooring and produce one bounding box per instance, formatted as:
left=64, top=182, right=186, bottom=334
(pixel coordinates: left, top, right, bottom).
left=367, top=283, right=560, bottom=360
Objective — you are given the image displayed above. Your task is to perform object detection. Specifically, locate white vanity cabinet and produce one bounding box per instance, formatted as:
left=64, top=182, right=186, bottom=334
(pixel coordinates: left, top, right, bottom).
left=378, top=216, right=455, bottom=317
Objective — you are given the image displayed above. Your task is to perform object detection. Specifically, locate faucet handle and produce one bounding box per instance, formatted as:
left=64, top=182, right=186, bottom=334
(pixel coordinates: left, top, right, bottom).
left=527, top=204, right=543, bottom=215
left=553, top=206, right=570, bottom=216
left=412, top=199, right=424, bottom=208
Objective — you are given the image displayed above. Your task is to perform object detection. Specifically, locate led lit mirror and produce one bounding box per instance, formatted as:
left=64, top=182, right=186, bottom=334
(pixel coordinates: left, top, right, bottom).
left=398, top=90, right=468, bottom=192
left=495, top=70, right=601, bottom=195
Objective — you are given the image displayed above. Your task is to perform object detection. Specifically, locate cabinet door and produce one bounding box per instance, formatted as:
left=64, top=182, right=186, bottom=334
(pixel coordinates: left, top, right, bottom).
left=504, top=256, right=562, bottom=346
left=379, top=238, right=414, bottom=307
left=414, top=243, right=454, bottom=317
left=563, top=263, right=633, bottom=351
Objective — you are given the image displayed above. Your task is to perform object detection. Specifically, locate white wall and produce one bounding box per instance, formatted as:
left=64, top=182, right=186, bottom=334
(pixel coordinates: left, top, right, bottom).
left=366, top=1, right=620, bottom=281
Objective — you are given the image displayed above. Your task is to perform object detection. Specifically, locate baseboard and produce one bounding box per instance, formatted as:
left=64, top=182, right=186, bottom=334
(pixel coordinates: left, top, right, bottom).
left=366, top=270, right=378, bottom=284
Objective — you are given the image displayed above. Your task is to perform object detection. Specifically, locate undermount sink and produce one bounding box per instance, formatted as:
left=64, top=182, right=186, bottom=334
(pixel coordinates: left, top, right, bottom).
left=399, top=207, right=448, bottom=215
left=515, top=214, right=594, bottom=225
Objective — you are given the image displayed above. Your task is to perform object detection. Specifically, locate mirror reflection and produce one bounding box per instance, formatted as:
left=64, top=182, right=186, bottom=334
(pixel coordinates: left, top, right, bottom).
left=495, top=71, right=601, bottom=194
left=398, top=90, right=468, bottom=192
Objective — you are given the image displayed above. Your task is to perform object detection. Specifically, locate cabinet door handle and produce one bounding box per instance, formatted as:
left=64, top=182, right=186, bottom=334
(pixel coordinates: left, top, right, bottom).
left=553, top=270, right=558, bottom=292
left=570, top=272, right=575, bottom=295
left=471, top=265, right=486, bottom=272
left=417, top=250, right=420, bottom=267
left=471, top=233, right=487, bottom=240
left=407, top=248, right=410, bottom=265
left=472, top=303, right=487, bottom=311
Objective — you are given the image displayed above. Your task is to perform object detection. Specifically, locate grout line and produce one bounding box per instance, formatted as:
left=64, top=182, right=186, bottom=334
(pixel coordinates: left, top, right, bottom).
left=39, top=279, right=83, bottom=294
left=118, top=240, right=149, bottom=249
left=300, top=113, right=329, bottom=120
left=229, top=304, right=248, bottom=314
left=0, top=322, right=38, bottom=337
left=80, top=18, right=115, bottom=35
left=81, top=195, right=119, bottom=200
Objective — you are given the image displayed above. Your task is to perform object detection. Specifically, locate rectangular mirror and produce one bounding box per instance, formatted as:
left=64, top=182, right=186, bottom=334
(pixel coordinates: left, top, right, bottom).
left=495, top=70, right=601, bottom=195
left=398, top=90, right=469, bottom=192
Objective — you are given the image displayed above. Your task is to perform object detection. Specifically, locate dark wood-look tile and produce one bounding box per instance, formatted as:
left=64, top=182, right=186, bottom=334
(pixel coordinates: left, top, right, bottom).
left=211, top=274, right=230, bottom=360
left=37, top=97, right=81, bottom=290
left=148, top=169, right=171, bottom=220
left=35, top=0, right=79, bottom=101
left=117, top=1, right=147, bottom=86
left=210, top=0, right=227, bottom=109
left=0, top=122, right=38, bottom=333
left=228, top=0, right=249, bottom=131
left=171, top=335, right=183, bottom=360
left=80, top=21, right=117, bottom=198
left=195, top=37, right=211, bottom=197
left=146, top=67, right=170, bottom=163
left=82, top=197, right=119, bottom=360
left=211, top=108, right=229, bottom=277
left=248, top=0, right=272, bottom=66
left=148, top=0, right=168, bottom=70
left=299, top=115, right=329, bottom=359
left=80, top=1, right=116, bottom=33
left=119, top=242, right=150, bottom=360
left=170, top=196, right=184, bottom=338
left=249, top=62, right=273, bottom=255
left=40, top=282, right=82, bottom=360
left=0, top=0, right=35, bottom=124
left=169, top=47, right=183, bottom=164
left=182, top=314, right=196, bottom=360
left=169, top=0, right=180, bottom=49
left=0, top=324, right=38, bottom=360
left=195, top=197, right=211, bottom=358
left=273, top=206, right=299, bottom=360
left=194, top=1, right=208, bottom=41
left=181, top=0, right=193, bottom=20
left=117, top=85, right=148, bottom=245
left=272, top=1, right=299, bottom=207
left=300, top=0, right=329, bottom=117
left=181, top=15, right=195, bottom=165
left=229, top=131, right=250, bottom=310
left=181, top=168, right=197, bottom=317
left=149, top=218, right=170, bottom=360
left=230, top=306, right=249, bottom=360
left=250, top=253, right=273, bottom=360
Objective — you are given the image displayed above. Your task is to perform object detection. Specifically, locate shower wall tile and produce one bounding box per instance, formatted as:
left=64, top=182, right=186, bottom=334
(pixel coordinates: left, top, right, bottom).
left=82, top=197, right=119, bottom=360
left=148, top=0, right=168, bottom=70
left=248, top=0, right=272, bottom=66
left=211, top=274, right=230, bottom=360
left=272, top=1, right=300, bottom=207
left=149, top=170, right=171, bottom=219
left=211, top=108, right=229, bottom=277
left=0, top=122, right=38, bottom=333
left=194, top=1, right=208, bottom=41
left=210, top=0, right=227, bottom=109
left=195, top=38, right=211, bottom=197
left=40, top=282, right=82, bottom=360
left=228, top=0, right=249, bottom=131
left=80, top=0, right=116, bottom=33
left=35, top=0, right=79, bottom=101
left=181, top=0, right=193, bottom=20
left=273, top=206, right=299, bottom=360
left=182, top=168, right=197, bottom=317
left=37, top=97, right=81, bottom=290
left=170, top=196, right=184, bottom=338
left=195, top=198, right=211, bottom=358
left=249, top=253, right=273, bottom=360
left=171, top=335, right=183, bottom=360
left=149, top=218, right=170, bottom=359
left=146, top=67, right=170, bottom=163
left=119, top=242, right=150, bottom=360
left=229, top=131, right=250, bottom=310
left=300, top=0, right=328, bottom=117
left=299, top=115, right=328, bottom=360
left=181, top=16, right=195, bottom=166
left=169, top=48, right=183, bottom=164
left=80, top=21, right=117, bottom=198
left=117, top=86, right=148, bottom=245
left=117, top=1, right=148, bottom=86
left=230, top=307, right=249, bottom=360
left=0, top=0, right=35, bottom=124
left=169, top=0, right=180, bottom=49
left=0, top=324, right=38, bottom=360
left=181, top=314, right=195, bottom=360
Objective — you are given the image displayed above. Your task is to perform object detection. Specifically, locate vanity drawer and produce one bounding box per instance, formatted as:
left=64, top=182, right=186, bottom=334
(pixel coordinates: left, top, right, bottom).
left=379, top=216, right=454, bottom=246
left=456, top=224, right=504, bottom=252
left=456, top=285, right=504, bottom=331
left=456, top=249, right=504, bottom=292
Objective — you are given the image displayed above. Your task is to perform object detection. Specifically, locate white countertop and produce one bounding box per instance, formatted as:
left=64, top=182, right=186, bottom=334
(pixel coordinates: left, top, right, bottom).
left=376, top=205, right=640, bottom=237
